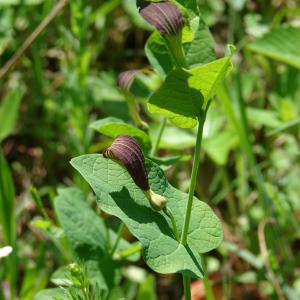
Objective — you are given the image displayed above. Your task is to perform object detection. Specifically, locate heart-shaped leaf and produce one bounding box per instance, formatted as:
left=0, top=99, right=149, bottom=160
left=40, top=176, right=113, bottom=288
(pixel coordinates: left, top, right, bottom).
left=148, top=57, right=232, bottom=128
left=71, top=155, right=223, bottom=278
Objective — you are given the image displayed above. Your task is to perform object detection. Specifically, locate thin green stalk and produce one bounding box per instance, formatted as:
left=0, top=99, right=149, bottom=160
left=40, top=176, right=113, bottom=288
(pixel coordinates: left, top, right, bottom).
left=105, top=219, right=111, bottom=253
left=180, top=113, right=206, bottom=245
left=117, top=243, right=142, bottom=259
left=163, top=207, right=179, bottom=241
left=30, top=187, right=49, bottom=220
left=183, top=275, right=191, bottom=300
left=151, top=117, right=167, bottom=156
left=166, top=33, right=188, bottom=69
left=201, top=255, right=216, bottom=300
left=110, top=223, right=125, bottom=256
left=125, top=94, right=148, bottom=130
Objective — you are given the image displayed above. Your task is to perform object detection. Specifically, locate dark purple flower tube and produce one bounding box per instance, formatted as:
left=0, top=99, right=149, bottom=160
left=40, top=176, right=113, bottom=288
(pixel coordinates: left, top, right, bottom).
left=103, top=135, right=149, bottom=190
left=138, top=1, right=184, bottom=36
left=117, top=70, right=139, bottom=92
left=103, top=135, right=167, bottom=210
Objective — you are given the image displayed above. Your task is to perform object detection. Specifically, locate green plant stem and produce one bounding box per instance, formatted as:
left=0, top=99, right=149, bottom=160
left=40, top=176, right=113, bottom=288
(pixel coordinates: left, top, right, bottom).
left=203, top=274, right=215, bottom=300
left=180, top=114, right=206, bottom=300
left=151, top=117, right=167, bottom=156
left=180, top=114, right=206, bottom=245
left=201, top=255, right=216, bottom=300
left=125, top=94, right=148, bottom=130
left=30, top=187, right=49, bottom=220
left=163, top=207, right=179, bottom=241
left=183, top=275, right=191, bottom=300
left=117, top=243, right=142, bottom=258
left=110, top=223, right=125, bottom=256
left=166, top=32, right=188, bottom=69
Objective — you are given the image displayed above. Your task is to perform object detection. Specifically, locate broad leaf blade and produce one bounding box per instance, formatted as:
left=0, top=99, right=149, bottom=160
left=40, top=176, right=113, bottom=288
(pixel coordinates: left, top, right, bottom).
left=54, top=188, right=122, bottom=290
left=248, top=26, right=300, bottom=69
left=148, top=57, right=232, bottom=128
left=33, top=288, right=67, bottom=300
left=145, top=16, right=215, bottom=77
left=145, top=32, right=174, bottom=79
left=71, top=155, right=223, bottom=278
left=184, top=17, right=216, bottom=67
left=90, top=117, right=151, bottom=151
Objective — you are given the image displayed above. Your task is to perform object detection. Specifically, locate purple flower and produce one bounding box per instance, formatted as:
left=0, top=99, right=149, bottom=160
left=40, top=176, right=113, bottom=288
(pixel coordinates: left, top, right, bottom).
left=103, top=135, right=150, bottom=191
left=103, top=135, right=167, bottom=210
left=139, top=1, right=184, bottom=36
left=117, top=70, right=139, bottom=92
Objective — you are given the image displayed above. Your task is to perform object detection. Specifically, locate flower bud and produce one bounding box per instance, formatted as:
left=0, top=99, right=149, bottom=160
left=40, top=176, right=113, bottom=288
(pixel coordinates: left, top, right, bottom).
left=103, top=135, right=167, bottom=210
left=138, top=1, right=187, bottom=69
left=143, top=189, right=167, bottom=211
left=117, top=70, right=149, bottom=130
left=138, top=1, right=184, bottom=36
left=117, top=70, right=139, bottom=92
left=103, top=135, right=150, bottom=191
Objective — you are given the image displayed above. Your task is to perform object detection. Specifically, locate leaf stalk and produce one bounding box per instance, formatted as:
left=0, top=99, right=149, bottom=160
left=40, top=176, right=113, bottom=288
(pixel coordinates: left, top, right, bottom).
left=110, top=223, right=126, bottom=256
left=150, top=117, right=167, bottom=156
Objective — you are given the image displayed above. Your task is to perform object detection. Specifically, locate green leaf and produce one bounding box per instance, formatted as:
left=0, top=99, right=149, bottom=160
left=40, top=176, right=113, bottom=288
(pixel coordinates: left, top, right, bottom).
left=175, top=0, right=198, bottom=12
left=122, top=0, right=153, bottom=30
left=150, top=126, right=196, bottom=150
left=0, top=86, right=24, bottom=142
left=55, top=188, right=140, bottom=290
left=145, top=16, right=215, bottom=78
left=183, top=16, right=216, bottom=67
left=148, top=57, right=232, bottom=128
left=56, top=188, right=139, bottom=262
left=248, top=26, right=300, bottom=69
left=145, top=32, right=174, bottom=79
left=247, top=107, right=281, bottom=129
left=0, top=0, right=45, bottom=5
left=50, top=266, right=73, bottom=287
left=203, top=130, right=239, bottom=166
left=71, top=155, right=223, bottom=278
left=33, top=288, right=67, bottom=300
left=90, top=117, right=151, bottom=151
left=150, top=154, right=190, bottom=171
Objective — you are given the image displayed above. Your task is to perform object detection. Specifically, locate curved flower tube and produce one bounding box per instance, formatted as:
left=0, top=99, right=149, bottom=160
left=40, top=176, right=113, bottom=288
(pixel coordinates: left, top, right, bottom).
left=138, top=1, right=184, bottom=36
left=117, top=70, right=140, bottom=92
left=138, top=1, right=187, bottom=68
left=103, top=135, right=167, bottom=210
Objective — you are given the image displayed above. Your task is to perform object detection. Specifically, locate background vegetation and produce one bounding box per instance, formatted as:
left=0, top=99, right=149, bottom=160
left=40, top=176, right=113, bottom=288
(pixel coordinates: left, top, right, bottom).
left=0, top=0, right=300, bottom=299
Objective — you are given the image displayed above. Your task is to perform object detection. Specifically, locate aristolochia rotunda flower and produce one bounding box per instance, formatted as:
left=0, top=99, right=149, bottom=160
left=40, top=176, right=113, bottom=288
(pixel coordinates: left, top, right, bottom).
left=103, top=135, right=167, bottom=210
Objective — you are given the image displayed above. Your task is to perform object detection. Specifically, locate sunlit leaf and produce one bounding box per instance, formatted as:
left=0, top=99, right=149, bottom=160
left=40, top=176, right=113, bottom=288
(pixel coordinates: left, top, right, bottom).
left=90, top=117, right=151, bottom=151
left=71, top=155, right=223, bottom=278
left=248, top=26, right=300, bottom=69
left=148, top=57, right=232, bottom=128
